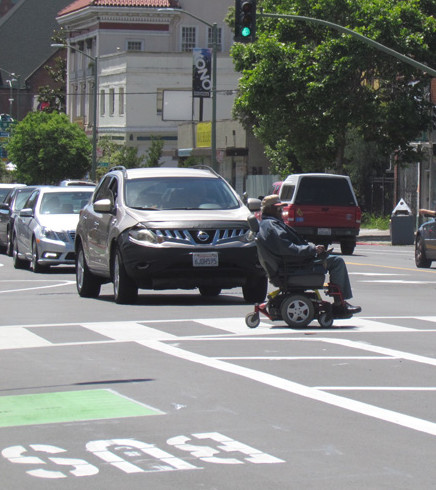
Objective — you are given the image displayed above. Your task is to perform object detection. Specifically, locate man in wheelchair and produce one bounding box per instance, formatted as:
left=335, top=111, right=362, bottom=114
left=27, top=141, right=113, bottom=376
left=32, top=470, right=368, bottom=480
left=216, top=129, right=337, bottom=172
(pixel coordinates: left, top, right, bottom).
left=258, top=195, right=361, bottom=316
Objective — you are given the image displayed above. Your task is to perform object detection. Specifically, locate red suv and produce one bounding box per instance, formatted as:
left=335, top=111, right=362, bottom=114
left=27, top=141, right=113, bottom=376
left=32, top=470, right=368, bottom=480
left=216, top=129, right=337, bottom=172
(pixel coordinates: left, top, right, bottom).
left=277, top=173, right=361, bottom=255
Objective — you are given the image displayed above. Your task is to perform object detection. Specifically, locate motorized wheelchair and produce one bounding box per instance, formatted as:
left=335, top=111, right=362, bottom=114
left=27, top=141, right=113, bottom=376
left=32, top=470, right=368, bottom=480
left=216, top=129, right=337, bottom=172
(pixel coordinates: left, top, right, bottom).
left=245, top=215, right=353, bottom=329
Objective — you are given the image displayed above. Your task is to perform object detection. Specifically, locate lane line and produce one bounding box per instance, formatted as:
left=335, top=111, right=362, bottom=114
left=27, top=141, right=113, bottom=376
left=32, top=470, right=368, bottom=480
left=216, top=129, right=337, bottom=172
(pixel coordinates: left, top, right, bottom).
left=215, top=356, right=397, bottom=360
left=314, top=387, right=436, bottom=391
left=0, top=281, right=75, bottom=294
left=140, top=339, right=436, bottom=437
left=317, top=337, right=436, bottom=367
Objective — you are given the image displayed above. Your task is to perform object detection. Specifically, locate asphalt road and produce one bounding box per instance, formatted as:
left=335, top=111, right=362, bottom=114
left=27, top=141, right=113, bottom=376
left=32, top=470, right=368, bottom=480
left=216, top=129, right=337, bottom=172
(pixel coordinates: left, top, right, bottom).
left=0, top=243, right=436, bottom=489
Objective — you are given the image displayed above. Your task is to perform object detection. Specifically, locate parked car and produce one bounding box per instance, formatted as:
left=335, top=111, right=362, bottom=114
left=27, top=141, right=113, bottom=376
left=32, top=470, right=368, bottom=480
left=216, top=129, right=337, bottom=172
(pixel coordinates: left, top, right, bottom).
left=0, top=183, right=25, bottom=203
left=12, top=187, right=94, bottom=271
left=0, top=186, right=41, bottom=255
left=59, top=180, right=96, bottom=187
left=415, top=210, right=436, bottom=268
left=277, top=173, right=361, bottom=255
left=75, top=166, right=267, bottom=304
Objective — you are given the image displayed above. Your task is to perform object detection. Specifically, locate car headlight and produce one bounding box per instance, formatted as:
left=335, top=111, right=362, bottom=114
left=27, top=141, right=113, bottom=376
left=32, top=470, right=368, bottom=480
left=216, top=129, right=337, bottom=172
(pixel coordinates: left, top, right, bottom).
left=40, top=227, right=59, bottom=241
left=129, top=227, right=163, bottom=244
left=40, top=228, right=71, bottom=242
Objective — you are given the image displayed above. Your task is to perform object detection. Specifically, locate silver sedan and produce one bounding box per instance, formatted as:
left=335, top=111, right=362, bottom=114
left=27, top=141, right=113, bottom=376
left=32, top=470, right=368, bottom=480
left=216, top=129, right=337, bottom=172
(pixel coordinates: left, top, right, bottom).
left=12, top=187, right=94, bottom=272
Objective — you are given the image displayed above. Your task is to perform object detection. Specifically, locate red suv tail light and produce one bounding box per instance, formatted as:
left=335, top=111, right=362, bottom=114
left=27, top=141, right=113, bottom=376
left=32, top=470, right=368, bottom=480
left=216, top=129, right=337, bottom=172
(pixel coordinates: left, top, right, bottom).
left=355, top=207, right=362, bottom=224
left=282, top=205, right=294, bottom=224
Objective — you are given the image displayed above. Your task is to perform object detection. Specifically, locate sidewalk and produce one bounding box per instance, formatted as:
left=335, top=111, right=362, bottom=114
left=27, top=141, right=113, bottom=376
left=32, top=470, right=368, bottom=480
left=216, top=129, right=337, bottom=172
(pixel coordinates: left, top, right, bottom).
left=357, top=228, right=391, bottom=243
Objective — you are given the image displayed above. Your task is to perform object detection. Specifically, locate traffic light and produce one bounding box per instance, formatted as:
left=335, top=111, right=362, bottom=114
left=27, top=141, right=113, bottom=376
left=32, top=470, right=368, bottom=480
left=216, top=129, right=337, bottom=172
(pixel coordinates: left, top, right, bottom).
left=234, top=0, right=256, bottom=43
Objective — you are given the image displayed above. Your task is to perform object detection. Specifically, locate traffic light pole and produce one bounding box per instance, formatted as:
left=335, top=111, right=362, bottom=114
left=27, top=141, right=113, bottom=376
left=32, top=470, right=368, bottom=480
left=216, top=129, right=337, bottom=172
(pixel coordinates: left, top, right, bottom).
left=259, top=11, right=436, bottom=78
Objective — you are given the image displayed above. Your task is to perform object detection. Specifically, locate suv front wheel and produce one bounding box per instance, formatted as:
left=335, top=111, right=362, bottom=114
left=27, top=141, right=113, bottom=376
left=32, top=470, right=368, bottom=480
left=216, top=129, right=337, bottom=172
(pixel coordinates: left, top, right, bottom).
left=76, top=244, right=101, bottom=298
left=242, top=276, right=268, bottom=303
left=113, top=249, right=138, bottom=304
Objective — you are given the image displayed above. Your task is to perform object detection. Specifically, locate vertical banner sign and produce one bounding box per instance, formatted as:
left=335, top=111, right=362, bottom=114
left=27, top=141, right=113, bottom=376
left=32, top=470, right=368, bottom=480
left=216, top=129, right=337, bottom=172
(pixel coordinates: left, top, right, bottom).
left=193, top=48, right=212, bottom=98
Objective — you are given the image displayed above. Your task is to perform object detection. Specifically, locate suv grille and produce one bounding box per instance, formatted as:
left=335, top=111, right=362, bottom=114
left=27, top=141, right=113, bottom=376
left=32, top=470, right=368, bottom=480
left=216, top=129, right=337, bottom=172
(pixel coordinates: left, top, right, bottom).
left=155, top=228, right=247, bottom=245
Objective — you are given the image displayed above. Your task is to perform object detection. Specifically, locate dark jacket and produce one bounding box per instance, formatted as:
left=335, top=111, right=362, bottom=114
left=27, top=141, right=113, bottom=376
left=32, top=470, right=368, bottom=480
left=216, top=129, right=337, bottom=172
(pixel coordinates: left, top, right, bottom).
left=257, top=215, right=317, bottom=262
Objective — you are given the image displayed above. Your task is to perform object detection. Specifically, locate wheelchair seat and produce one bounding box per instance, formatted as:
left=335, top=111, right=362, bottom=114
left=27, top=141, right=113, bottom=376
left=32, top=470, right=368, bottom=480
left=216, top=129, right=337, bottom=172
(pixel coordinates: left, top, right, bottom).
left=255, top=235, right=325, bottom=290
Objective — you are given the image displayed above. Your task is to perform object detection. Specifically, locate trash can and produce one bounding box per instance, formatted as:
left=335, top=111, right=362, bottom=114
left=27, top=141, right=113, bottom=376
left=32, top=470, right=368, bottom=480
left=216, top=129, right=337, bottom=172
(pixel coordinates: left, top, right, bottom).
left=390, top=199, right=415, bottom=245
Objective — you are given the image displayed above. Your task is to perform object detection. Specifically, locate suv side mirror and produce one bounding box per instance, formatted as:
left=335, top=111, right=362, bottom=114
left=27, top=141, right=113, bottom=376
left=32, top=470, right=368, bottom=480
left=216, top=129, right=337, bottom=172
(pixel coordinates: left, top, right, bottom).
left=19, top=208, right=34, bottom=218
left=247, top=197, right=261, bottom=212
left=93, top=198, right=113, bottom=213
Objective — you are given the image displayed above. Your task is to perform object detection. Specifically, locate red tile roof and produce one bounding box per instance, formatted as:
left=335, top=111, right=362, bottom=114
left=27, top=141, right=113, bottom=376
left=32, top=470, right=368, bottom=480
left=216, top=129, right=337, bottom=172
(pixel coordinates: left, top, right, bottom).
left=58, top=0, right=179, bottom=17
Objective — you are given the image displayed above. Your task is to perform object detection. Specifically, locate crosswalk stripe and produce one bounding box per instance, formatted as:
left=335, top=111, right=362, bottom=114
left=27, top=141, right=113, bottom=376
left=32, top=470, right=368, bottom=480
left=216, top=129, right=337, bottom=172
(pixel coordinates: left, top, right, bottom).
left=1, top=316, right=436, bottom=350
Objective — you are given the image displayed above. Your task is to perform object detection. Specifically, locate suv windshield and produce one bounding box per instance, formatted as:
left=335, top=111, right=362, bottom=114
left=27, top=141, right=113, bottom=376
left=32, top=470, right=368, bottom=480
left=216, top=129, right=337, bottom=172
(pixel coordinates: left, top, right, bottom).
left=125, top=177, right=240, bottom=210
left=295, top=177, right=356, bottom=206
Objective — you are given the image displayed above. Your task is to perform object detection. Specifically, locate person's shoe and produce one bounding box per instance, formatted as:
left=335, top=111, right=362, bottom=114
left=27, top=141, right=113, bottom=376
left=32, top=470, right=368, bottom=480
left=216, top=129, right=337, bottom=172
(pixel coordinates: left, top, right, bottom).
left=344, top=302, right=361, bottom=314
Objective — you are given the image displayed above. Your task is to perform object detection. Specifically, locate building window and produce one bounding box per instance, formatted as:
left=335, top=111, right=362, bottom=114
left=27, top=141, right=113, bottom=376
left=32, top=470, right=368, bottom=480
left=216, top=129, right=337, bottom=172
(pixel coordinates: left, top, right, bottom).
left=119, top=87, right=125, bottom=115
left=109, top=88, right=115, bottom=116
left=127, top=40, right=143, bottom=51
left=80, top=82, right=86, bottom=117
left=181, top=26, right=196, bottom=52
left=208, top=27, right=223, bottom=52
left=156, top=88, right=163, bottom=115
left=100, top=89, right=105, bottom=116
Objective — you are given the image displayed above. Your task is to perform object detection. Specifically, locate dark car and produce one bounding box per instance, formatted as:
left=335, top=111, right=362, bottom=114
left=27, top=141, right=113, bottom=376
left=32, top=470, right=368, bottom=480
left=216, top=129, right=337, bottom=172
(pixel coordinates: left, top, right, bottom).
left=0, top=186, right=36, bottom=255
left=415, top=210, right=436, bottom=268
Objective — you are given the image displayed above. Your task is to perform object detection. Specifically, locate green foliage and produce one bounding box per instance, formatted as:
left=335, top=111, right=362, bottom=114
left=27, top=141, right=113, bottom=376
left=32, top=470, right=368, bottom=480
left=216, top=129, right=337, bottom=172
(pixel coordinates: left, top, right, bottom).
left=38, top=30, right=67, bottom=113
left=6, top=112, right=91, bottom=184
left=37, top=57, right=67, bottom=113
left=230, top=0, right=436, bottom=176
left=361, top=212, right=390, bottom=230
left=143, top=137, right=164, bottom=167
left=0, top=161, right=8, bottom=182
left=178, top=156, right=206, bottom=168
left=95, top=137, right=145, bottom=180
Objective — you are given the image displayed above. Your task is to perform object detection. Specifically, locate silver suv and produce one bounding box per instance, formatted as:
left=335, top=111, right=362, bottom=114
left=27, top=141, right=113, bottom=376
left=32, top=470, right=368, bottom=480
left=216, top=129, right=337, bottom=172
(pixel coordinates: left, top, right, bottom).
left=75, top=166, right=267, bottom=304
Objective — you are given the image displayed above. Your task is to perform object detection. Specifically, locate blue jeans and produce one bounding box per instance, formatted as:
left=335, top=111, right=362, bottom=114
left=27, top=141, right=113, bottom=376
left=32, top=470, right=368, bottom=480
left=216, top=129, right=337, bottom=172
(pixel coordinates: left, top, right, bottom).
left=324, top=255, right=353, bottom=300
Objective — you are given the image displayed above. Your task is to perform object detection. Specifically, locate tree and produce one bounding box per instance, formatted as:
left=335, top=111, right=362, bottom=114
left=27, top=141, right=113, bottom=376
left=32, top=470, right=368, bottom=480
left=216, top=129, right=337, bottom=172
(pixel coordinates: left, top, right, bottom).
left=6, top=112, right=91, bottom=184
left=95, top=136, right=146, bottom=180
left=143, top=137, right=164, bottom=167
left=37, top=30, right=67, bottom=113
left=37, top=56, right=67, bottom=113
left=230, top=0, right=436, bottom=176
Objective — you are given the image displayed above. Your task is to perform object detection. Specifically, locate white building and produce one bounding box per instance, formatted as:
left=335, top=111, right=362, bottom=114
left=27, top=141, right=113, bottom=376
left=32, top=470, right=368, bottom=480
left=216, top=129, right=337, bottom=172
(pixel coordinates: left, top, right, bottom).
left=55, top=0, right=271, bottom=191
left=55, top=1, right=237, bottom=161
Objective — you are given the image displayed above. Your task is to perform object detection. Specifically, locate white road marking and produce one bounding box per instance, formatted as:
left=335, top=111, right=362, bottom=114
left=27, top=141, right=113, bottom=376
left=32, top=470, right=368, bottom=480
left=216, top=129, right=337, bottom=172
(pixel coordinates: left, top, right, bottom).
left=140, top=339, right=436, bottom=437
left=0, top=327, right=52, bottom=350
left=361, top=279, right=436, bottom=284
left=314, top=387, right=436, bottom=391
left=328, top=317, right=416, bottom=331
left=317, top=337, right=436, bottom=366
left=216, top=356, right=397, bottom=360
left=82, top=322, right=179, bottom=342
left=0, top=280, right=75, bottom=294
left=349, top=272, right=406, bottom=276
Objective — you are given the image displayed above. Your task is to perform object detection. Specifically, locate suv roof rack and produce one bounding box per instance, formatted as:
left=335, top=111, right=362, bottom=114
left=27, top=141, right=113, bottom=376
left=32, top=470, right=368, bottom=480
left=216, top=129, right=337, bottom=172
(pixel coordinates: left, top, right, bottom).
left=192, top=165, right=219, bottom=177
left=108, top=166, right=128, bottom=177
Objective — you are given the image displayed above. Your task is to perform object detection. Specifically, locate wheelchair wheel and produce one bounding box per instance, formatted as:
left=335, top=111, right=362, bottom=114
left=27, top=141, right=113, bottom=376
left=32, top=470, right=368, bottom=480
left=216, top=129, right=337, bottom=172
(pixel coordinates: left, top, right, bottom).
left=280, top=294, right=314, bottom=328
left=318, top=312, right=334, bottom=328
left=245, top=312, right=260, bottom=329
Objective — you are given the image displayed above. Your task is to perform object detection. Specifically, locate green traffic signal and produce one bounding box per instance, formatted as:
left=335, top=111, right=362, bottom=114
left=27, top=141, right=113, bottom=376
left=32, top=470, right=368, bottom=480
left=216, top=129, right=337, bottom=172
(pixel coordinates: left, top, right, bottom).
left=234, top=0, right=256, bottom=43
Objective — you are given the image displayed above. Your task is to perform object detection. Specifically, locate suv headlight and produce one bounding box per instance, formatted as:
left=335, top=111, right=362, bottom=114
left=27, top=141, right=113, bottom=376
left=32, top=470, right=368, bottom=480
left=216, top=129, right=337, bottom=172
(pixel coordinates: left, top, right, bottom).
left=129, top=227, right=163, bottom=244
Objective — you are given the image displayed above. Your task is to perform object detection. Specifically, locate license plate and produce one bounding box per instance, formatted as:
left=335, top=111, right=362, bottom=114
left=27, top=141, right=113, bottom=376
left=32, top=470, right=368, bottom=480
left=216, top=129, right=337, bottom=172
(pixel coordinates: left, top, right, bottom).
left=318, top=228, right=331, bottom=236
left=192, top=252, right=219, bottom=267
